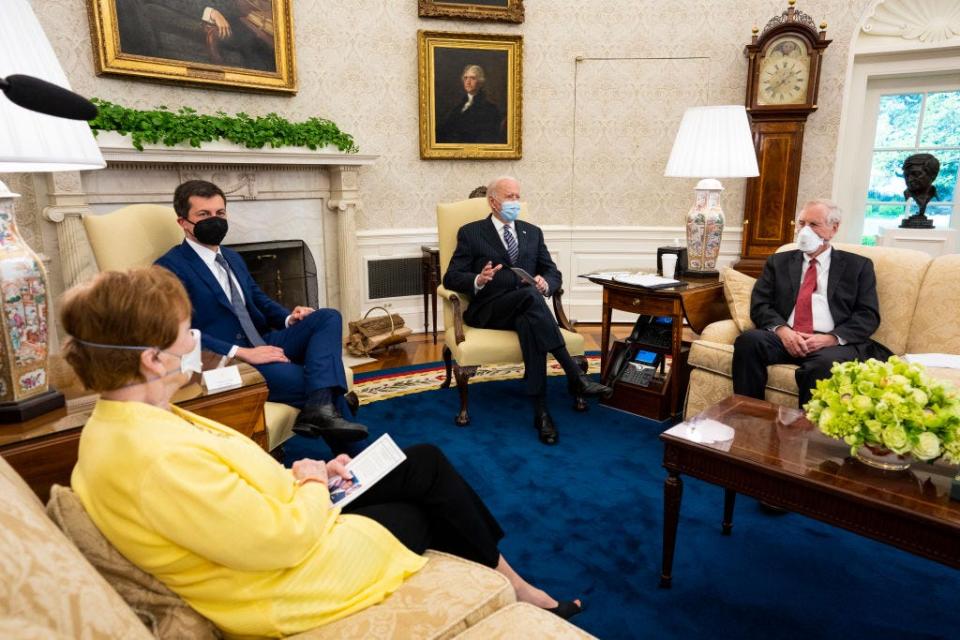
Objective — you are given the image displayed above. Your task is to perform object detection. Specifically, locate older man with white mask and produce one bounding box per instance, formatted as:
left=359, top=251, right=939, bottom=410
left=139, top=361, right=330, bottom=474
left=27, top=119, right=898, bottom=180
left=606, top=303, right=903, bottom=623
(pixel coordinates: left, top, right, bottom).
left=732, top=199, right=893, bottom=407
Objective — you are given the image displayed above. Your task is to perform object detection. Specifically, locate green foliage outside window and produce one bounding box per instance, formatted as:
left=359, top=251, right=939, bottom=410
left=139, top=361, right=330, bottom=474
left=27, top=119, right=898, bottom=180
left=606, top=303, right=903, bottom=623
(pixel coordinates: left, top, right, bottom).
left=862, top=90, right=960, bottom=245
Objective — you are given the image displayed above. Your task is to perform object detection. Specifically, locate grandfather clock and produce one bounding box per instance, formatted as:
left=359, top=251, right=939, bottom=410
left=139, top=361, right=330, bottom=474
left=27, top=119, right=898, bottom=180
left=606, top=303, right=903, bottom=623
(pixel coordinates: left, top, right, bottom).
left=733, top=1, right=831, bottom=276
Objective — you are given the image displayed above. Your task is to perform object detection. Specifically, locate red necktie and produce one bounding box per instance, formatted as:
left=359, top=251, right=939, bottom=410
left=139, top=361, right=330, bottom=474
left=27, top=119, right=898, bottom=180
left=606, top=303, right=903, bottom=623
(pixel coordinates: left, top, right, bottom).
left=792, top=258, right=818, bottom=334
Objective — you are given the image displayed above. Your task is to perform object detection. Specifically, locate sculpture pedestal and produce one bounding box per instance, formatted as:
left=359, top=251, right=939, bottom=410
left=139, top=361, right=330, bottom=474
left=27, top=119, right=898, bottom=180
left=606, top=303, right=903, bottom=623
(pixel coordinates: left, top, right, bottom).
left=876, top=227, right=957, bottom=257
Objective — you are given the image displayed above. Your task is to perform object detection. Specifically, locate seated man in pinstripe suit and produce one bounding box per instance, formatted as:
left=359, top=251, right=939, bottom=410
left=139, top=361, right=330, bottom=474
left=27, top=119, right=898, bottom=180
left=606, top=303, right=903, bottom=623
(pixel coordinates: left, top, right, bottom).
left=442, top=176, right=611, bottom=445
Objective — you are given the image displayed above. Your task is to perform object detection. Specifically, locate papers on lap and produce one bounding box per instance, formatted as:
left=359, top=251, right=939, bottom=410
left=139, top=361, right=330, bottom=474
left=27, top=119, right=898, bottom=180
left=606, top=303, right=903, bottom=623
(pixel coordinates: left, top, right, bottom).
left=511, top=267, right=537, bottom=286
left=328, top=434, right=406, bottom=509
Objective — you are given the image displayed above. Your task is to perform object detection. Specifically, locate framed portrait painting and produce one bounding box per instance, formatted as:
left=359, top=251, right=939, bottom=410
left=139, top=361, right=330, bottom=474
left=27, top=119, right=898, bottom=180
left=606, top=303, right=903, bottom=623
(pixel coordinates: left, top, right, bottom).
left=418, top=31, right=522, bottom=160
left=418, top=0, right=524, bottom=24
left=87, top=0, right=297, bottom=93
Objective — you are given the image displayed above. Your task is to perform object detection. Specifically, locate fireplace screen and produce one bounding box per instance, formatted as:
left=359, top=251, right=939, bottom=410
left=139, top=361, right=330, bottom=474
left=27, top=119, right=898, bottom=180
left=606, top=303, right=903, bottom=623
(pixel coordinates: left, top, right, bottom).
left=225, top=240, right=319, bottom=310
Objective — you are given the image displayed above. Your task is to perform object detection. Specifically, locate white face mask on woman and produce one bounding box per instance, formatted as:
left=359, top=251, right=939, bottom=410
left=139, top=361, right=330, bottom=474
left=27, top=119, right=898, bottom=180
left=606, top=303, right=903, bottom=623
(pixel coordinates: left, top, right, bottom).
left=75, top=329, right=203, bottom=377
left=796, top=225, right=824, bottom=254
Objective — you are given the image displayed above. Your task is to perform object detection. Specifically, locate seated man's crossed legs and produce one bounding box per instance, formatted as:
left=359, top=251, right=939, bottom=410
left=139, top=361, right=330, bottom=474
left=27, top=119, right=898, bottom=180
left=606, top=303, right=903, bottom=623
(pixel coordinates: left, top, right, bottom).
left=255, top=307, right=368, bottom=445
left=475, top=287, right=611, bottom=444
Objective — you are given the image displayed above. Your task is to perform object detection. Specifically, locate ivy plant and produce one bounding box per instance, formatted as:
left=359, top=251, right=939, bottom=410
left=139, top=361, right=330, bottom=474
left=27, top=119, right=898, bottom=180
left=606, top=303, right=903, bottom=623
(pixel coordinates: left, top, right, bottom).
left=88, top=99, right=358, bottom=153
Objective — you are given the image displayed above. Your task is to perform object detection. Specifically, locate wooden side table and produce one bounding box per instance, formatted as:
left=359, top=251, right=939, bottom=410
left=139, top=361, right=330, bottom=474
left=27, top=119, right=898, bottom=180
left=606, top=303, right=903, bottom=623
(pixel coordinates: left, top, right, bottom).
left=421, top=245, right=441, bottom=344
left=587, top=275, right=729, bottom=420
left=0, top=359, right=269, bottom=502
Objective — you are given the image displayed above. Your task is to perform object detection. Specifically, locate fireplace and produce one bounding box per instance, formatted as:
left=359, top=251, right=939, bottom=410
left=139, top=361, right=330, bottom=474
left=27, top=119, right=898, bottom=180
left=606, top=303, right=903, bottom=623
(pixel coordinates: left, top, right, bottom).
left=226, top=239, right=319, bottom=310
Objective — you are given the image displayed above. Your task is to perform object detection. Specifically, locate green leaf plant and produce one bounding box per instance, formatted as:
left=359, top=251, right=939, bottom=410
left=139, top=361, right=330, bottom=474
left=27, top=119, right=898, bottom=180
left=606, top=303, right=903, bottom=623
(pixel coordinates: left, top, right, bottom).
left=88, top=99, right=358, bottom=153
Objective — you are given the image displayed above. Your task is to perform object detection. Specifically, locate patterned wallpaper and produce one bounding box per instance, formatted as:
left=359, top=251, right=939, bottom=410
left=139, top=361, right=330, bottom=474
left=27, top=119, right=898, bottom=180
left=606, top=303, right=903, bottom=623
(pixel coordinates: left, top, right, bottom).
left=32, top=0, right=873, bottom=231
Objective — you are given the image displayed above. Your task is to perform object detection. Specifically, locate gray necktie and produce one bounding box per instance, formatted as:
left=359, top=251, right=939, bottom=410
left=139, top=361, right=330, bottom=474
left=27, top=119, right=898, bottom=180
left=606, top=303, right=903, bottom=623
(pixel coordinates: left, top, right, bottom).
left=503, top=224, right=519, bottom=264
left=214, top=253, right=266, bottom=347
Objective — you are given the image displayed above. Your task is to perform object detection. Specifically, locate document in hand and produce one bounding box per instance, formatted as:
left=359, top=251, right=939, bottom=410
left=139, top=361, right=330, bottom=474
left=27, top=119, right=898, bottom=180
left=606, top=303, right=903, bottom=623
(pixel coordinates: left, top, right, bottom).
left=511, top=267, right=537, bottom=286
left=327, top=434, right=406, bottom=509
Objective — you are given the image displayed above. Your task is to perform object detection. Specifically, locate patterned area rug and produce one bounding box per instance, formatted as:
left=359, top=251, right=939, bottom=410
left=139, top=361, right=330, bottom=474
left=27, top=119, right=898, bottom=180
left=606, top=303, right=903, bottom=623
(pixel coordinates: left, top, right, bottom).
left=354, top=354, right=602, bottom=405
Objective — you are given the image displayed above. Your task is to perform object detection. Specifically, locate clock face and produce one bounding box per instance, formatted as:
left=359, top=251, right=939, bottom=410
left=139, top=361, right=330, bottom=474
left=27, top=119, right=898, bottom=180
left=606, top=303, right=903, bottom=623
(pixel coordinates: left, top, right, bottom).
left=757, top=36, right=810, bottom=106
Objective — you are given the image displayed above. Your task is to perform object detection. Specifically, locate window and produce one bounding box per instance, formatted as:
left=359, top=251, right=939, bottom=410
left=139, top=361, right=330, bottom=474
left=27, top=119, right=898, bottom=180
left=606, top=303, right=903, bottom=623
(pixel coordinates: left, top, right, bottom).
left=862, top=90, right=960, bottom=245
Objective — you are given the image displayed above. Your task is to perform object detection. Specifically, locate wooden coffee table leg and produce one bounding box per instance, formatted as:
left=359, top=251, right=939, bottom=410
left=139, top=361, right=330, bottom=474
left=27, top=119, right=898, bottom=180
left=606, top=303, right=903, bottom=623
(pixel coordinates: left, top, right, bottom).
left=660, top=470, right=683, bottom=588
left=722, top=488, right=736, bottom=535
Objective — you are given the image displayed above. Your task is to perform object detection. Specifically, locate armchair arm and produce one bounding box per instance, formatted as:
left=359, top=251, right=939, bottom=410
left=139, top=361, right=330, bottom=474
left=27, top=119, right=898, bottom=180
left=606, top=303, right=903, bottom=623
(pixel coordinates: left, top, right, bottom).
left=437, top=285, right=467, bottom=344
left=550, top=288, right=576, bottom=333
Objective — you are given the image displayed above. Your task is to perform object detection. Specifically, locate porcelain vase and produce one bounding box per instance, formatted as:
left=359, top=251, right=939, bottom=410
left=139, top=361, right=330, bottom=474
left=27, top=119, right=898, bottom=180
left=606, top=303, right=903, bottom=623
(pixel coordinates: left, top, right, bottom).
left=685, top=180, right=724, bottom=274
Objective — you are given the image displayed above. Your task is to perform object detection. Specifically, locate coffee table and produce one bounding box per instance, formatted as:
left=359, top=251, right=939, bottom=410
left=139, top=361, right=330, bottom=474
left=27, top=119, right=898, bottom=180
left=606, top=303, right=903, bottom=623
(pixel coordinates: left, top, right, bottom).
left=659, top=395, right=960, bottom=587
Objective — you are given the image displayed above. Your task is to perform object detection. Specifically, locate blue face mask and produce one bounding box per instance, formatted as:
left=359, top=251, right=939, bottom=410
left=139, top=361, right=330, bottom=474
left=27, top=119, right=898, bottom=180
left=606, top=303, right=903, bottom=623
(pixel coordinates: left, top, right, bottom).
left=499, top=200, right=521, bottom=222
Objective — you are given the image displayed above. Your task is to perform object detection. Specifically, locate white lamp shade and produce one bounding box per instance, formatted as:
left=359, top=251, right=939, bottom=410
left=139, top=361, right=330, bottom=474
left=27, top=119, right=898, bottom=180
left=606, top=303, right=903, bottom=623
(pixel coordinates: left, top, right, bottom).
left=0, top=0, right=105, bottom=173
left=664, top=105, right=758, bottom=179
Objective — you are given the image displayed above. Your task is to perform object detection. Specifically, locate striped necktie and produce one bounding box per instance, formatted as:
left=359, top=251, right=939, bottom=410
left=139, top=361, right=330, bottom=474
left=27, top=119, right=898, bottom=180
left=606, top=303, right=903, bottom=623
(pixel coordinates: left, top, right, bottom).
left=503, top=224, right=519, bottom=264
left=214, top=253, right=266, bottom=347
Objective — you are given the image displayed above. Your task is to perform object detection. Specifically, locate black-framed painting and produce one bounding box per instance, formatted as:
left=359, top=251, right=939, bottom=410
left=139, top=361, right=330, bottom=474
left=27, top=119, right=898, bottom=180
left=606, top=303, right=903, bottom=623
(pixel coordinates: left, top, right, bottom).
left=418, top=0, right=524, bottom=23
left=87, top=0, right=297, bottom=93
left=418, top=31, right=522, bottom=160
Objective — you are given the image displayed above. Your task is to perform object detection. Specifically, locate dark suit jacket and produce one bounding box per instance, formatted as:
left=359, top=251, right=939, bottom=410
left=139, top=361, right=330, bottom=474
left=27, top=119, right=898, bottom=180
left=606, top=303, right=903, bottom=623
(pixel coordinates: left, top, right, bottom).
left=437, top=90, right=505, bottom=144
left=750, top=248, right=892, bottom=358
left=442, top=216, right=561, bottom=327
left=156, top=241, right=289, bottom=355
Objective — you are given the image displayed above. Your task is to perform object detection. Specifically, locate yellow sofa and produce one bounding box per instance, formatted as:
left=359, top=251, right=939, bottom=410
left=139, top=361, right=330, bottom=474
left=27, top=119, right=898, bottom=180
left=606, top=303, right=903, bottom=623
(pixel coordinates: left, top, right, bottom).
left=684, top=243, right=960, bottom=418
left=0, top=455, right=595, bottom=639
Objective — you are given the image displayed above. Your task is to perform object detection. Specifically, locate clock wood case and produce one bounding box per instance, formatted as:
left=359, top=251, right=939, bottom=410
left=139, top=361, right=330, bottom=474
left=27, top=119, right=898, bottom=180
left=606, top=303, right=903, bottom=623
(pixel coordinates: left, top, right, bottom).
left=734, top=2, right=831, bottom=277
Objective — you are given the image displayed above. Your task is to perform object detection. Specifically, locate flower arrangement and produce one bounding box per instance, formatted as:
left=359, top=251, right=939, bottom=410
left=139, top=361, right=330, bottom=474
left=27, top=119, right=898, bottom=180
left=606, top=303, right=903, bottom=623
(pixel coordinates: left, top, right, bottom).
left=804, top=357, right=960, bottom=463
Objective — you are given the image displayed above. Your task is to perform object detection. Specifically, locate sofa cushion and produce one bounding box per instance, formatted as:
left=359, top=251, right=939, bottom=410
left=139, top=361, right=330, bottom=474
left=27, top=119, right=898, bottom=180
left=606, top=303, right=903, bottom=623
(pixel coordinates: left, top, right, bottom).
left=290, top=550, right=515, bottom=640
left=452, top=602, right=598, bottom=639
left=0, top=459, right=150, bottom=639
left=907, top=254, right=960, bottom=355
left=45, top=485, right=220, bottom=640
left=722, top=268, right=757, bottom=332
left=450, top=326, right=585, bottom=366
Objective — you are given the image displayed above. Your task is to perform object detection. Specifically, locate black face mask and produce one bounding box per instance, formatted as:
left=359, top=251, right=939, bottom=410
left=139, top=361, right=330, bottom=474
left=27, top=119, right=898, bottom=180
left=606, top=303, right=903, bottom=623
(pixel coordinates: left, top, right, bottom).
left=189, top=216, right=228, bottom=245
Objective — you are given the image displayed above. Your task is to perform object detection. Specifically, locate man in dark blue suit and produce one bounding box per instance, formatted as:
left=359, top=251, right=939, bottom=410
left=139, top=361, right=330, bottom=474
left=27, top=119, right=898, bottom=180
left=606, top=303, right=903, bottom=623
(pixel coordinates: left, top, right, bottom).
left=155, top=180, right=367, bottom=444
left=442, top=176, right=610, bottom=445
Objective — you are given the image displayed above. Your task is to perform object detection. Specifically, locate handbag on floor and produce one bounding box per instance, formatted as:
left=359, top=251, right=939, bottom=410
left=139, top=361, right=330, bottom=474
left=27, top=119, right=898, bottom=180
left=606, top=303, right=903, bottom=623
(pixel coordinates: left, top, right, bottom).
left=346, top=306, right=412, bottom=356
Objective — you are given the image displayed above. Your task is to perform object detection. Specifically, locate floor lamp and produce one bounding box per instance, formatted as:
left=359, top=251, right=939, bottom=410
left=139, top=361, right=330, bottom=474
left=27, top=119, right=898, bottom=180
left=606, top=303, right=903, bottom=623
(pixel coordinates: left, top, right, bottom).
left=0, top=0, right=105, bottom=421
left=664, top=105, right=759, bottom=275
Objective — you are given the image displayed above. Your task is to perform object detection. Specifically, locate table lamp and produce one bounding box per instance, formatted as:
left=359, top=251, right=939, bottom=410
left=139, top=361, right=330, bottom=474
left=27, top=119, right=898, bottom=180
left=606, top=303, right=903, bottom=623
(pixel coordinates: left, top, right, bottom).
left=0, top=0, right=105, bottom=421
left=664, top=105, right=759, bottom=275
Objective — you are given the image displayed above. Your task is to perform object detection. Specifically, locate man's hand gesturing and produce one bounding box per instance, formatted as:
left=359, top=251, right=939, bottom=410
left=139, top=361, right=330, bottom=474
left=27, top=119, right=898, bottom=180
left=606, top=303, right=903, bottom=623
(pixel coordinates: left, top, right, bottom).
left=477, top=261, right=503, bottom=287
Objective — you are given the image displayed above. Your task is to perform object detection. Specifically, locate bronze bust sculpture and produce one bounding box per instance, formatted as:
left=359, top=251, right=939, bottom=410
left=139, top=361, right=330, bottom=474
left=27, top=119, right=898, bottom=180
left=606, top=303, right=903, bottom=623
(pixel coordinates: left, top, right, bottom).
left=900, top=153, right=939, bottom=229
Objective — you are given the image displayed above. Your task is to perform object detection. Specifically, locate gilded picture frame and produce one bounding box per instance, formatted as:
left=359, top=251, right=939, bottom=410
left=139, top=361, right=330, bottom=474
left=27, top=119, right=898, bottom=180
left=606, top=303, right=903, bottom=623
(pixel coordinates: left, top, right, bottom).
left=87, top=0, right=297, bottom=93
left=418, top=31, right=522, bottom=160
left=418, top=0, right=524, bottom=24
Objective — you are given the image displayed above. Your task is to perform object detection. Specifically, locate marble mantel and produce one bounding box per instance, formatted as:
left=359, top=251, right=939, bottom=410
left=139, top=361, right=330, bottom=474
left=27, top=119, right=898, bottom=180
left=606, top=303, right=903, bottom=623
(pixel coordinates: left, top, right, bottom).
left=44, top=133, right=378, bottom=329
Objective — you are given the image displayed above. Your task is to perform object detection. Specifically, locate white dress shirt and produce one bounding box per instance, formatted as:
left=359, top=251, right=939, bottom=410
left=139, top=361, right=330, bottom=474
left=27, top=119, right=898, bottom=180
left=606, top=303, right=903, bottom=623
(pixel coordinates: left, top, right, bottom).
left=185, top=237, right=244, bottom=304
left=782, top=246, right=846, bottom=345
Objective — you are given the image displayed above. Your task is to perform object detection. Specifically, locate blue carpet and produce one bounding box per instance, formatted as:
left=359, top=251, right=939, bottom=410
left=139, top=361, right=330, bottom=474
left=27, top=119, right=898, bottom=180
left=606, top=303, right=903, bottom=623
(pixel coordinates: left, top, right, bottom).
left=286, top=377, right=957, bottom=640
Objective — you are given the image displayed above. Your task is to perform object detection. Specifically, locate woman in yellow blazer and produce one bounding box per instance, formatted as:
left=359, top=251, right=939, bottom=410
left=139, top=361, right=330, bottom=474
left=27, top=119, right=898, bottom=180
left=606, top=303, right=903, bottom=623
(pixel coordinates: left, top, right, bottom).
left=64, top=267, right=580, bottom=638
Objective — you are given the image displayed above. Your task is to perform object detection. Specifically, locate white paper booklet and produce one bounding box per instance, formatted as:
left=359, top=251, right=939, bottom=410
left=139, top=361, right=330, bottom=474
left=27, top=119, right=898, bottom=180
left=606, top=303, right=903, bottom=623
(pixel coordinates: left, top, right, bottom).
left=327, top=434, right=406, bottom=509
left=903, top=353, right=960, bottom=370
left=612, top=273, right=682, bottom=288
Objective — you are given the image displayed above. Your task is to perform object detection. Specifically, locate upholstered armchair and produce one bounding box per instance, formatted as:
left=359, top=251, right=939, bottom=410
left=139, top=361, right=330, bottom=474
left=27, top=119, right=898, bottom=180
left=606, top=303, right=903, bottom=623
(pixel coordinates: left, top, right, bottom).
left=436, top=198, right=587, bottom=425
left=81, top=204, right=356, bottom=452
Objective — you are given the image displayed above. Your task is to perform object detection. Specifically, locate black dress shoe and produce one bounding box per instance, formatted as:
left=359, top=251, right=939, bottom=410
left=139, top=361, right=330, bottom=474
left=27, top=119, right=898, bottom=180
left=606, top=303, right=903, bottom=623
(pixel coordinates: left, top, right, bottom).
left=293, top=404, right=368, bottom=442
left=534, top=409, right=558, bottom=445
left=569, top=374, right=613, bottom=398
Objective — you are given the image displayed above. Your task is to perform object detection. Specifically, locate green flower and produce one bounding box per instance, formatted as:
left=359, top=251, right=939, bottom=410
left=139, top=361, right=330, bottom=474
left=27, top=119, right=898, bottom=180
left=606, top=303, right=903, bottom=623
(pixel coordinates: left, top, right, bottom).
left=881, top=424, right=910, bottom=454
left=912, top=432, right=941, bottom=460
